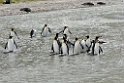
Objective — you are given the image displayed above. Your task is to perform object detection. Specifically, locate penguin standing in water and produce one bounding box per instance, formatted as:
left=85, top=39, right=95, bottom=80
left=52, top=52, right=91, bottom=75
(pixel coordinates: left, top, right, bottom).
left=80, top=39, right=88, bottom=53
left=60, top=37, right=69, bottom=55
left=41, top=24, right=51, bottom=37
left=30, top=29, right=36, bottom=38
left=85, top=35, right=92, bottom=52
left=5, top=36, right=18, bottom=52
left=51, top=33, right=61, bottom=54
left=92, top=40, right=103, bottom=55
left=91, top=36, right=106, bottom=55
left=63, top=34, right=74, bottom=47
left=9, top=28, right=19, bottom=39
left=73, top=37, right=82, bottom=55
left=59, top=26, right=72, bottom=35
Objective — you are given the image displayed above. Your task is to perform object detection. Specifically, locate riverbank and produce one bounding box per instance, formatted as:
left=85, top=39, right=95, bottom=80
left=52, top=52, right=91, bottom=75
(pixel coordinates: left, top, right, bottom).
left=0, top=0, right=124, bottom=16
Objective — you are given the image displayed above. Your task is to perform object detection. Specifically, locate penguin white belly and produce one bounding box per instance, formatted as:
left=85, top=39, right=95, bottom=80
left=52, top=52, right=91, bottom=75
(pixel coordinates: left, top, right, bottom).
left=53, top=41, right=59, bottom=53
left=10, top=32, right=15, bottom=36
left=33, top=29, right=36, bottom=36
left=42, top=28, right=48, bottom=37
left=62, top=44, right=68, bottom=55
left=8, top=40, right=15, bottom=52
left=10, top=32, right=16, bottom=39
left=74, top=42, right=81, bottom=54
left=86, top=40, right=91, bottom=47
left=64, top=29, right=68, bottom=34
left=81, top=40, right=87, bottom=52
left=94, top=43, right=100, bottom=55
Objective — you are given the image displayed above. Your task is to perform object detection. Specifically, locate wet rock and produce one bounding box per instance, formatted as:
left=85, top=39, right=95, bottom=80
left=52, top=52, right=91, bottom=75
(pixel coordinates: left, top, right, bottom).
left=97, top=2, right=106, bottom=5
left=3, top=0, right=10, bottom=4
left=20, top=8, right=31, bottom=13
left=81, top=2, right=94, bottom=6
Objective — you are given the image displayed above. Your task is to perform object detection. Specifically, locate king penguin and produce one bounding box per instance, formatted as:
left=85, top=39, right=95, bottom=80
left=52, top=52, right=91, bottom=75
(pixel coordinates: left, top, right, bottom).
left=85, top=35, right=92, bottom=52
left=60, top=37, right=69, bottom=55
left=51, top=33, right=61, bottom=54
left=41, top=24, right=52, bottom=37
left=59, top=26, right=72, bottom=35
left=30, top=29, right=36, bottom=38
left=92, top=39, right=103, bottom=55
left=5, top=36, right=18, bottom=52
left=80, top=39, right=88, bottom=53
left=73, top=37, right=82, bottom=55
left=9, top=28, right=19, bottom=39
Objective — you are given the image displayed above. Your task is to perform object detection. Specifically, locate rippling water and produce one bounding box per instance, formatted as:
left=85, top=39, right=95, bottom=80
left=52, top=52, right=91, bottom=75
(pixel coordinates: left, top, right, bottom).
left=0, top=3, right=124, bottom=83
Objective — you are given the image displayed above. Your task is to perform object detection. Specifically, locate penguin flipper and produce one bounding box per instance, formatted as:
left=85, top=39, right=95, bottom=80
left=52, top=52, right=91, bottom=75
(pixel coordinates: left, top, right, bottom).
left=86, top=44, right=90, bottom=52
left=14, top=31, right=19, bottom=39
left=69, top=30, right=72, bottom=34
left=14, top=41, right=18, bottom=49
left=51, top=44, right=54, bottom=53
left=99, top=41, right=107, bottom=44
left=58, top=30, right=64, bottom=34
left=48, top=27, right=52, bottom=33
left=57, top=40, right=61, bottom=47
left=41, top=27, right=44, bottom=35
left=60, top=47, right=63, bottom=55
left=67, top=40, right=74, bottom=46
left=99, top=46, right=103, bottom=54
left=91, top=42, right=96, bottom=55
left=5, top=42, right=8, bottom=49
left=80, top=42, right=84, bottom=49
left=66, top=43, right=69, bottom=55
left=56, top=39, right=61, bottom=54
left=14, top=31, right=18, bottom=36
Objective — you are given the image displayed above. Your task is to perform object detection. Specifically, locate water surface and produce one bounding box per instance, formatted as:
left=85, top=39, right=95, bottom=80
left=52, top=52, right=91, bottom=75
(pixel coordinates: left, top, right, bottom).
left=0, top=3, right=124, bottom=83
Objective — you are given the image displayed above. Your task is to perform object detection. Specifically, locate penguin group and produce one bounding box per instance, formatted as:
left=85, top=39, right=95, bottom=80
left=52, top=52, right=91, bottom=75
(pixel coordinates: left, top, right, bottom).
left=51, top=26, right=106, bottom=56
left=5, top=28, right=18, bottom=52
left=4, top=24, right=52, bottom=53
left=4, top=24, right=106, bottom=56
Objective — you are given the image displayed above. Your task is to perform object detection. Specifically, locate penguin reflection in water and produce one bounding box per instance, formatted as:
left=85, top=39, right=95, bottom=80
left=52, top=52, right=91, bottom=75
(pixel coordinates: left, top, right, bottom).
left=30, top=29, right=36, bottom=38
left=5, top=36, right=18, bottom=52
left=41, top=24, right=52, bottom=37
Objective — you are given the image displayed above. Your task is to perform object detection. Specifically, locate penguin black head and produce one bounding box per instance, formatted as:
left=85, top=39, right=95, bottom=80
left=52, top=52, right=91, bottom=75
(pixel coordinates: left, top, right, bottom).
left=91, top=40, right=95, bottom=43
left=64, top=26, right=67, bottom=30
left=75, top=37, right=78, bottom=41
left=11, top=28, right=14, bottom=31
left=95, top=36, right=102, bottom=40
left=44, top=24, right=47, bottom=27
left=55, top=33, right=59, bottom=37
left=54, top=36, right=58, bottom=40
left=85, top=35, right=89, bottom=39
left=9, top=36, right=13, bottom=39
left=95, top=36, right=99, bottom=40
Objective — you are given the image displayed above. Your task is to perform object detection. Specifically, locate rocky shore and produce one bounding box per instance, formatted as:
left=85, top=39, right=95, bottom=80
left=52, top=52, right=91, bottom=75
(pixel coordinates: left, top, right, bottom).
left=0, top=0, right=123, bottom=16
